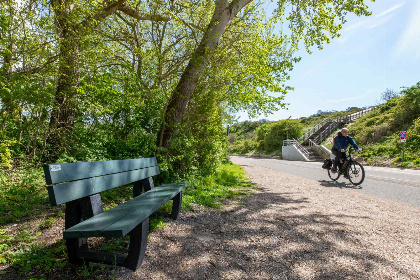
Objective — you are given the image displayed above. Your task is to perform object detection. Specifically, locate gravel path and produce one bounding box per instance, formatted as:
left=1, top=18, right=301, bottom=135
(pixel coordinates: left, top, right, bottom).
left=115, top=158, right=420, bottom=280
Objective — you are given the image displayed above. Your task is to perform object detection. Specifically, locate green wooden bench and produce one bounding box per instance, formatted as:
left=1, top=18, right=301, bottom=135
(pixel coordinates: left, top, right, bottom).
left=43, top=157, right=187, bottom=271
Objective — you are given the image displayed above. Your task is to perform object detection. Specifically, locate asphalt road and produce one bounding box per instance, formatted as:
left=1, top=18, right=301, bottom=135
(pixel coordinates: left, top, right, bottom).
left=232, top=156, right=420, bottom=208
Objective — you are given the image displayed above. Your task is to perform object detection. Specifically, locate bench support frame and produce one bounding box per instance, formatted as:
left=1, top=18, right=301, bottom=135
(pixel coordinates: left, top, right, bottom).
left=63, top=176, right=182, bottom=270
left=65, top=194, right=103, bottom=265
left=124, top=218, right=149, bottom=270
left=171, top=192, right=182, bottom=219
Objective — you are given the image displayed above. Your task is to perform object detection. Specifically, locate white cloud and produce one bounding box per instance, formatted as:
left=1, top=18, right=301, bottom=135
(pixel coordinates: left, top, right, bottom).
left=342, top=20, right=367, bottom=33
left=374, top=2, right=405, bottom=18
left=395, top=1, right=420, bottom=59
left=367, top=15, right=393, bottom=29
left=339, top=2, right=404, bottom=42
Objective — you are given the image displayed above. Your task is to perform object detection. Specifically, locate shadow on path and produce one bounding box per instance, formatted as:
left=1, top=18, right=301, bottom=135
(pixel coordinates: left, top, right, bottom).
left=117, top=186, right=414, bottom=280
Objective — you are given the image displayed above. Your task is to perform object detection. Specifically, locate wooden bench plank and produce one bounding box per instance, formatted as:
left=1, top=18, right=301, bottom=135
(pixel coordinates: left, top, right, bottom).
left=44, top=158, right=158, bottom=185
left=48, top=166, right=160, bottom=206
left=63, top=183, right=187, bottom=238
left=102, top=184, right=186, bottom=238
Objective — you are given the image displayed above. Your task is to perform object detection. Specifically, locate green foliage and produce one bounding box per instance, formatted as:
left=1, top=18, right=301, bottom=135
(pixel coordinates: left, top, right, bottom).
left=6, top=241, right=67, bottom=274
left=228, top=119, right=303, bottom=155
left=183, top=163, right=252, bottom=209
left=39, top=217, right=55, bottom=230
left=0, top=227, right=67, bottom=274
left=229, top=139, right=259, bottom=155
left=407, top=117, right=420, bottom=151
left=256, top=119, right=303, bottom=153
left=1, top=0, right=374, bottom=174
left=228, top=120, right=268, bottom=154
left=0, top=140, right=16, bottom=168
left=276, top=0, right=371, bottom=53
left=0, top=1, right=379, bottom=276
left=0, top=161, right=251, bottom=277
left=0, top=166, right=48, bottom=225
left=351, top=82, right=420, bottom=167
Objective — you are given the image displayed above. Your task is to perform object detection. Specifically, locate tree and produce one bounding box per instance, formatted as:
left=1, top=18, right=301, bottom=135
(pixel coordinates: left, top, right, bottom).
left=1, top=0, right=373, bottom=174
left=157, top=0, right=372, bottom=151
left=381, top=88, right=401, bottom=102
left=46, top=0, right=170, bottom=160
left=256, top=119, right=302, bottom=152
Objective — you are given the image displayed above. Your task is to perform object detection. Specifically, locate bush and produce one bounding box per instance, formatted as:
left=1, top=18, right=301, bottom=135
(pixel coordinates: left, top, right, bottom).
left=0, top=140, right=16, bottom=169
left=350, top=82, right=420, bottom=167
left=406, top=117, right=420, bottom=151
left=256, top=120, right=303, bottom=153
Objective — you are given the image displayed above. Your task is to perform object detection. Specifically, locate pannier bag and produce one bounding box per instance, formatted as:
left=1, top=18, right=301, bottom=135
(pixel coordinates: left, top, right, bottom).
left=322, top=159, right=332, bottom=169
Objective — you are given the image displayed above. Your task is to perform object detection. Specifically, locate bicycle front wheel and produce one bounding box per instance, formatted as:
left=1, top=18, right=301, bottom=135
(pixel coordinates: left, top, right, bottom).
left=328, top=169, right=341, bottom=181
left=348, top=161, right=365, bottom=186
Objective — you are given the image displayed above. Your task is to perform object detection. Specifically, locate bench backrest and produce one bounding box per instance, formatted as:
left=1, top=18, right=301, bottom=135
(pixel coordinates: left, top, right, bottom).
left=44, top=158, right=160, bottom=206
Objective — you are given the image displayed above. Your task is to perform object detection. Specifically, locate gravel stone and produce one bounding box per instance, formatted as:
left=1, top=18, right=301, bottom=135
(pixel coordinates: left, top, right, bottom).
left=114, top=158, right=420, bottom=280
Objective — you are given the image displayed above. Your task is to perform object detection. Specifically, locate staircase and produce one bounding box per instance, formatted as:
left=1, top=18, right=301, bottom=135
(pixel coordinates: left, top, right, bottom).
left=302, top=146, right=324, bottom=162
left=299, top=107, right=376, bottom=145
left=304, top=120, right=339, bottom=145
left=283, top=107, right=376, bottom=162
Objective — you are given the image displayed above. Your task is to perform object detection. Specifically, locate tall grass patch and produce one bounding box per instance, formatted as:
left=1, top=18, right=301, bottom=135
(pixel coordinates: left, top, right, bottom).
left=183, top=163, right=252, bottom=209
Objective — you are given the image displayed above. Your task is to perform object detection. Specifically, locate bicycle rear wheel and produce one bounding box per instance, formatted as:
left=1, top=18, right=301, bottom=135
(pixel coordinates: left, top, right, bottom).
left=348, top=161, right=365, bottom=186
left=328, top=169, right=341, bottom=181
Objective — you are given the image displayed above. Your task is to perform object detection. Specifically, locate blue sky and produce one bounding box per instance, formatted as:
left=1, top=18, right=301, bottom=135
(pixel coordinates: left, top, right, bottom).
left=237, top=0, right=420, bottom=121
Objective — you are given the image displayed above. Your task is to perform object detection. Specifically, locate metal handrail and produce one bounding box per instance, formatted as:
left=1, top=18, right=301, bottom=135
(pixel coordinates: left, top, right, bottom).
left=283, top=138, right=311, bottom=158
left=308, top=139, right=331, bottom=159
left=300, top=107, right=376, bottom=144
left=313, top=120, right=340, bottom=144
left=298, top=118, right=332, bottom=143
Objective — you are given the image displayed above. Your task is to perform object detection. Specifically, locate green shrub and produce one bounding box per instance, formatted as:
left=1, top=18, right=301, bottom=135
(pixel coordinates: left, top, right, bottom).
left=256, top=120, right=302, bottom=153
left=406, top=117, right=420, bottom=151
left=183, top=163, right=251, bottom=209
left=0, top=140, right=16, bottom=169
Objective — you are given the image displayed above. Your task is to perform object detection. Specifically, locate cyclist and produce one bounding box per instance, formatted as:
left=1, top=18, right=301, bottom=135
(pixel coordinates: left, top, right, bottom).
left=331, top=128, right=361, bottom=173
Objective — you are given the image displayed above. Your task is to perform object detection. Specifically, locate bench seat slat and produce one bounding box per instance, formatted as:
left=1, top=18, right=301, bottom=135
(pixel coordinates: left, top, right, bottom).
left=44, top=158, right=158, bottom=185
left=48, top=166, right=160, bottom=206
left=102, top=184, right=186, bottom=238
left=63, top=183, right=187, bottom=239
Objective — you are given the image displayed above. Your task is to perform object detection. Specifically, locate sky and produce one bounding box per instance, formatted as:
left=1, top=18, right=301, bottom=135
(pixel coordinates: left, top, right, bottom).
left=237, top=0, right=420, bottom=121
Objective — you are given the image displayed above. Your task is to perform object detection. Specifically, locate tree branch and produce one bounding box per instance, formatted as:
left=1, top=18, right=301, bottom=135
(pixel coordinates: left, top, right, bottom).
left=117, top=4, right=171, bottom=22
left=80, top=0, right=127, bottom=29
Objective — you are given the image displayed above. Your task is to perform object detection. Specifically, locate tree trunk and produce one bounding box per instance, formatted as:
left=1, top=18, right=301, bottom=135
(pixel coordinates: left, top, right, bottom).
left=46, top=0, right=80, bottom=161
left=0, top=40, right=15, bottom=131
left=157, top=0, right=251, bottom=149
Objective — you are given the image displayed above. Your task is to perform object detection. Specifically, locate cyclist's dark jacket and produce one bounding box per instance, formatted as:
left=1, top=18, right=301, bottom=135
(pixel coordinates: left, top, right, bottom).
left=332, top=132, right=359, bottom=151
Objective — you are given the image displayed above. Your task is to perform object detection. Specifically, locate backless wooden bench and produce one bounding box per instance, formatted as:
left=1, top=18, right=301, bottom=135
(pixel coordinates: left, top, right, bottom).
left=43, top=157, right=187, bottom=271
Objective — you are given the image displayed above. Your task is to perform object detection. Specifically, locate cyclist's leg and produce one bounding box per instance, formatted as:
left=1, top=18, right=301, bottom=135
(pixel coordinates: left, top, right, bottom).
left=332, top=150, right=345, bottom=172
left=331, top=150, right=340, bottom=172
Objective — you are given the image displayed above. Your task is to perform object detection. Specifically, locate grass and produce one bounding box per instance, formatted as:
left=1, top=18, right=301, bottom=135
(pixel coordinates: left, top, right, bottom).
left=358, top=137, right=420, bottom=168
left=0, top=162, right=253, bottom=279
left=183, top=163, right=253, bottom=209
left=0, top=166, right=49, bottom=225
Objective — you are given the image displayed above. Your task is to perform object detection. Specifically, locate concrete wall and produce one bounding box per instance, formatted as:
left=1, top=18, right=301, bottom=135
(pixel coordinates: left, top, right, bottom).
left=282, top=145, right=308, bottom=161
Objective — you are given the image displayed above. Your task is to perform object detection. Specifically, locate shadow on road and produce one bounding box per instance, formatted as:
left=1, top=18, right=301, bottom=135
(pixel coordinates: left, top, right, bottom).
left=318, top=179, right=362, bottom=189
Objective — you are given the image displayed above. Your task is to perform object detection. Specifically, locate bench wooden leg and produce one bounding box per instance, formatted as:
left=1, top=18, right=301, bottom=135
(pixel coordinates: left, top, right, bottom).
left=66, top=238, right=88, bottom=265
left=65, top=194, right=103, bottom=266
left=171, top=191, right=182, bottom=220
left=124, top=218, right=149, bottom=271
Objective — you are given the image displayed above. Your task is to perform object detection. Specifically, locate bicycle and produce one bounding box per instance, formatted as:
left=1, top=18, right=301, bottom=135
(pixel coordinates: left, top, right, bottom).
left=328, top=147, right=365, bottom=186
